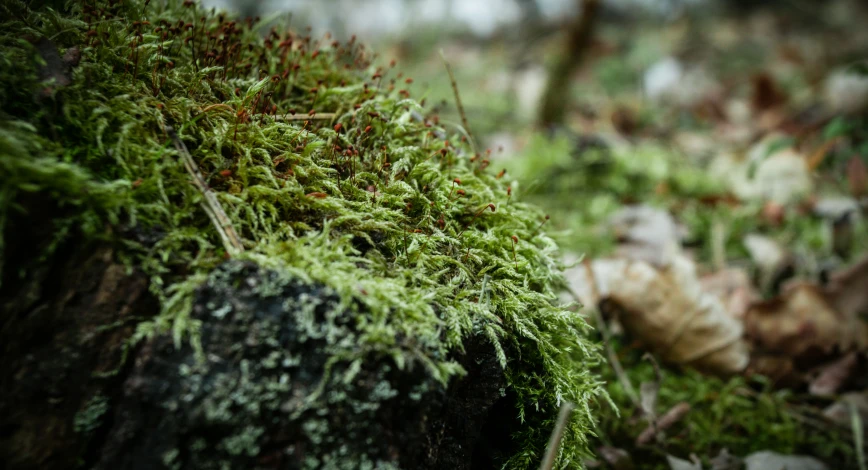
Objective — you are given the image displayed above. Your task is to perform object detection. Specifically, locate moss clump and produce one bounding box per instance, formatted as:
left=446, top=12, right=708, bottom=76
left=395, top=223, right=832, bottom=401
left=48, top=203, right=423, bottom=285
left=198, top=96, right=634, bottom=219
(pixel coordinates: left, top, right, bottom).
left=597, top=354, right=857, bottom=469
left=0, top=0, right=606, bottom=468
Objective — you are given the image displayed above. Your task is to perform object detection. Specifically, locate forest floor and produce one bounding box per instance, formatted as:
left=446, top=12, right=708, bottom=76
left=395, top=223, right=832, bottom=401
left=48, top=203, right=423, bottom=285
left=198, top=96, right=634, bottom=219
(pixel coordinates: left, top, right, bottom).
left=378, top=1, right=868, bottom=468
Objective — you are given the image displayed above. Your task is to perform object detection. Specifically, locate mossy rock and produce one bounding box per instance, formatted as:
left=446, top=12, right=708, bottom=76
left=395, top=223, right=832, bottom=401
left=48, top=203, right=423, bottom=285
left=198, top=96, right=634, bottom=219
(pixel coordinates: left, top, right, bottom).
left=0, top=1, right=606, bottom=468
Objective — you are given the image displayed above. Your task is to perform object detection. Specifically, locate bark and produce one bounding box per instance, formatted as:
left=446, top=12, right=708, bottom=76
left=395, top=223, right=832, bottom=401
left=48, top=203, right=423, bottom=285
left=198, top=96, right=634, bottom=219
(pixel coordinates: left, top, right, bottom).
left=538, top=0, right=601, bottom=128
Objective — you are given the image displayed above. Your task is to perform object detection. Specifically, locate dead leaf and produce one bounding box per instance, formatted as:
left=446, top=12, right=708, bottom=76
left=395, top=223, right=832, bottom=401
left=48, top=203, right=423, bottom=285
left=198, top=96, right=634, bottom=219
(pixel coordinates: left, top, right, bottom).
left=571, top=254, right=750, bottom=375
left=750, top=72, right=787, bottom=113
left=809, top=352, right=860, bottom=396
left=710, top=449, right=742, bottom=470
left=607, top=205, right=683, bottom=267
left=611, top=105, right=639, bottom=136
left=639, top=380, right=659, bottom=420
left=848, top=156, right=867, bottom=197
left=743, top=451, right=828, bottom=470
left=745, top=355, right=798, bottom=385
left=712, top=137, right=813, bottom=205
left=823, top=391, right=868, bottom=427
left=597, top=446, right=635, bottom=470
left=825, top=255, right=868, bottom=330
left=700, top=268, right=759, bottom=320
left=745, top=256, right=868, bottom=360
left=666, top=454, right=703, bottom=470
left=743, top=234, right=794, bottom=294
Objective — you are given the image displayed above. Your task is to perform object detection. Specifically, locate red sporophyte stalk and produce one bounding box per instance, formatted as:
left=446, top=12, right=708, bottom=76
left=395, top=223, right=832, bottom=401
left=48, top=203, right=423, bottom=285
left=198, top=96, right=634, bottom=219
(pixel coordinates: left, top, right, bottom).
left=532, top=214, right=550, bottom=236
left=458, top=204, right=496, bottom=239
left=449, top=178, right=461, bottom=199
left=511, top=235, right=519, bottom=268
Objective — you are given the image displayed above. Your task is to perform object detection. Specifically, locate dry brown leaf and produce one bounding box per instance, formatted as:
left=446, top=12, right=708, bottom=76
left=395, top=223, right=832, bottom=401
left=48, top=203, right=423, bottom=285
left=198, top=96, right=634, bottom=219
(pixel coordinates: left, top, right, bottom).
left=597, top=446, right=635, bottom=470
left=570, top=255, right=750, bottom=375
left=750, top=72, right=787, bottom=113
left=848, top=155, right=867, bottom=197
left=823, top=391, right=868, bottom=427
left=700, top=268, right=759, bottom=320
left=745, top=355, right=798, bottom=385
left=745, top=256, right=868, bottom=360
left=809, top=352, right=859, bottom=396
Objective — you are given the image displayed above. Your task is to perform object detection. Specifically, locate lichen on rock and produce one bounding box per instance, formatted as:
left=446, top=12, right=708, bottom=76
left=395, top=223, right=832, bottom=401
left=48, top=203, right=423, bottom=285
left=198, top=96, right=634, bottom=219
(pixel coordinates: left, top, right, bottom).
left=0, top=0, right=607, bottom=468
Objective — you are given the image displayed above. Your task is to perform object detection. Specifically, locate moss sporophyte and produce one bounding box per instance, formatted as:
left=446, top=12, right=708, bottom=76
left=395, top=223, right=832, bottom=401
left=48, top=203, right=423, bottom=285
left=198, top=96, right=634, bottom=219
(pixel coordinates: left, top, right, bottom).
left=0, top=0, right=608, bottom=467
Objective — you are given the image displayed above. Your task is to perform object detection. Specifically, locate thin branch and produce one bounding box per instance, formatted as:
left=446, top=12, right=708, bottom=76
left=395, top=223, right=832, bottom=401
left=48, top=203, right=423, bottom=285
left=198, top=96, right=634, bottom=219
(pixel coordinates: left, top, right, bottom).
left=167, top=126, right=244, bottom=256
left=636, top=402, right=691, bottom=446
left=539, top=401, right=576, bottom=470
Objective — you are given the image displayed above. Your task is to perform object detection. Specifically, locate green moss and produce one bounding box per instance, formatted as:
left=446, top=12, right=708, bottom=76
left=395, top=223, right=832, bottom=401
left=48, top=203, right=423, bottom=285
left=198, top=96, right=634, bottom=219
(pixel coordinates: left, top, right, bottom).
left=596, top=353, right=856, bottom=469
left=0, top=0, right=607, bottom=467
left=73, top=395, right=110, bottom=435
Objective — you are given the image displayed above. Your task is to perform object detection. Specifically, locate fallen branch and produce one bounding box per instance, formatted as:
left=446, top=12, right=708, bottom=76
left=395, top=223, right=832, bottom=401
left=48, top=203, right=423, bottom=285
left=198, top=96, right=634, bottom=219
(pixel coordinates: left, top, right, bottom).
left=167, top=126, right=244, bottom=256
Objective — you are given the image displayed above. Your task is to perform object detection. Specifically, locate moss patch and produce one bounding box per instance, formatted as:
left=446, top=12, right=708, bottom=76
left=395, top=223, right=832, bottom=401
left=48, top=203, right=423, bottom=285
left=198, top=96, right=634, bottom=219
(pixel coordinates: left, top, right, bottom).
left=0, top=0, right=606, bottom=467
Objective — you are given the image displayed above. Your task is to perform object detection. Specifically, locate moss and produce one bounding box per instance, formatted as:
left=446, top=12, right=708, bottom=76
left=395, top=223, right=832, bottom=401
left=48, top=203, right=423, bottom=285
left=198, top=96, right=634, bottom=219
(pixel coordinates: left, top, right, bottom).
left=596, top=352, right=857, bottom=469
left=0, top=0, right=606, bottom=467
left=73, top=395, right=110, bottom=435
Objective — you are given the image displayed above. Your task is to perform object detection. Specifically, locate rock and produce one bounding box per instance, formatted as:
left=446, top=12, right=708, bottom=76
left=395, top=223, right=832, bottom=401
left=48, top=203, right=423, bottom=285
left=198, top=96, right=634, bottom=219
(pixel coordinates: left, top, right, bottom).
left=95, top=261, right=511, bottom=470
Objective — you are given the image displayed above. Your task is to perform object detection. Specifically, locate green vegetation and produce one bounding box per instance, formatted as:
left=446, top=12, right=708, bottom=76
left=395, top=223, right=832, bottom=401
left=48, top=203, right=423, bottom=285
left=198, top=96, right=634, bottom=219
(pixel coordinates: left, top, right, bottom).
left=0, top=0, right=608, bottom=467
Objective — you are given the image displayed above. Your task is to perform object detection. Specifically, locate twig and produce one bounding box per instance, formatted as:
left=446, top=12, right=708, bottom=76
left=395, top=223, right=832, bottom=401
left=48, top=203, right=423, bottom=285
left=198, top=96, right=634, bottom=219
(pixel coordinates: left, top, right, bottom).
left=711, top=218, right=727, bottom=271
left=167, top=126, right=244, bottom=256
left=539, top=401, right=576, bottom=470
left=273, top=112, right=337, bottom=121
left=439, top=50, right=473, bottom=141
left=641, top=353, right=664, bottom=444
left=636, top=402, right=691, bottom=446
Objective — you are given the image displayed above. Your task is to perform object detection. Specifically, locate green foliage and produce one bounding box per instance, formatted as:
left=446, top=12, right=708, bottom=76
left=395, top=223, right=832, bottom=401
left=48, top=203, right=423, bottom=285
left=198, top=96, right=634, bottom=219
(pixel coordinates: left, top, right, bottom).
left=506, top=133, right=723, bottom=256
left=0, top=0, right=607, bottom=467
left=73, top=395, right=110, bottom=435
left=597, top=354, right=856, bottom=469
